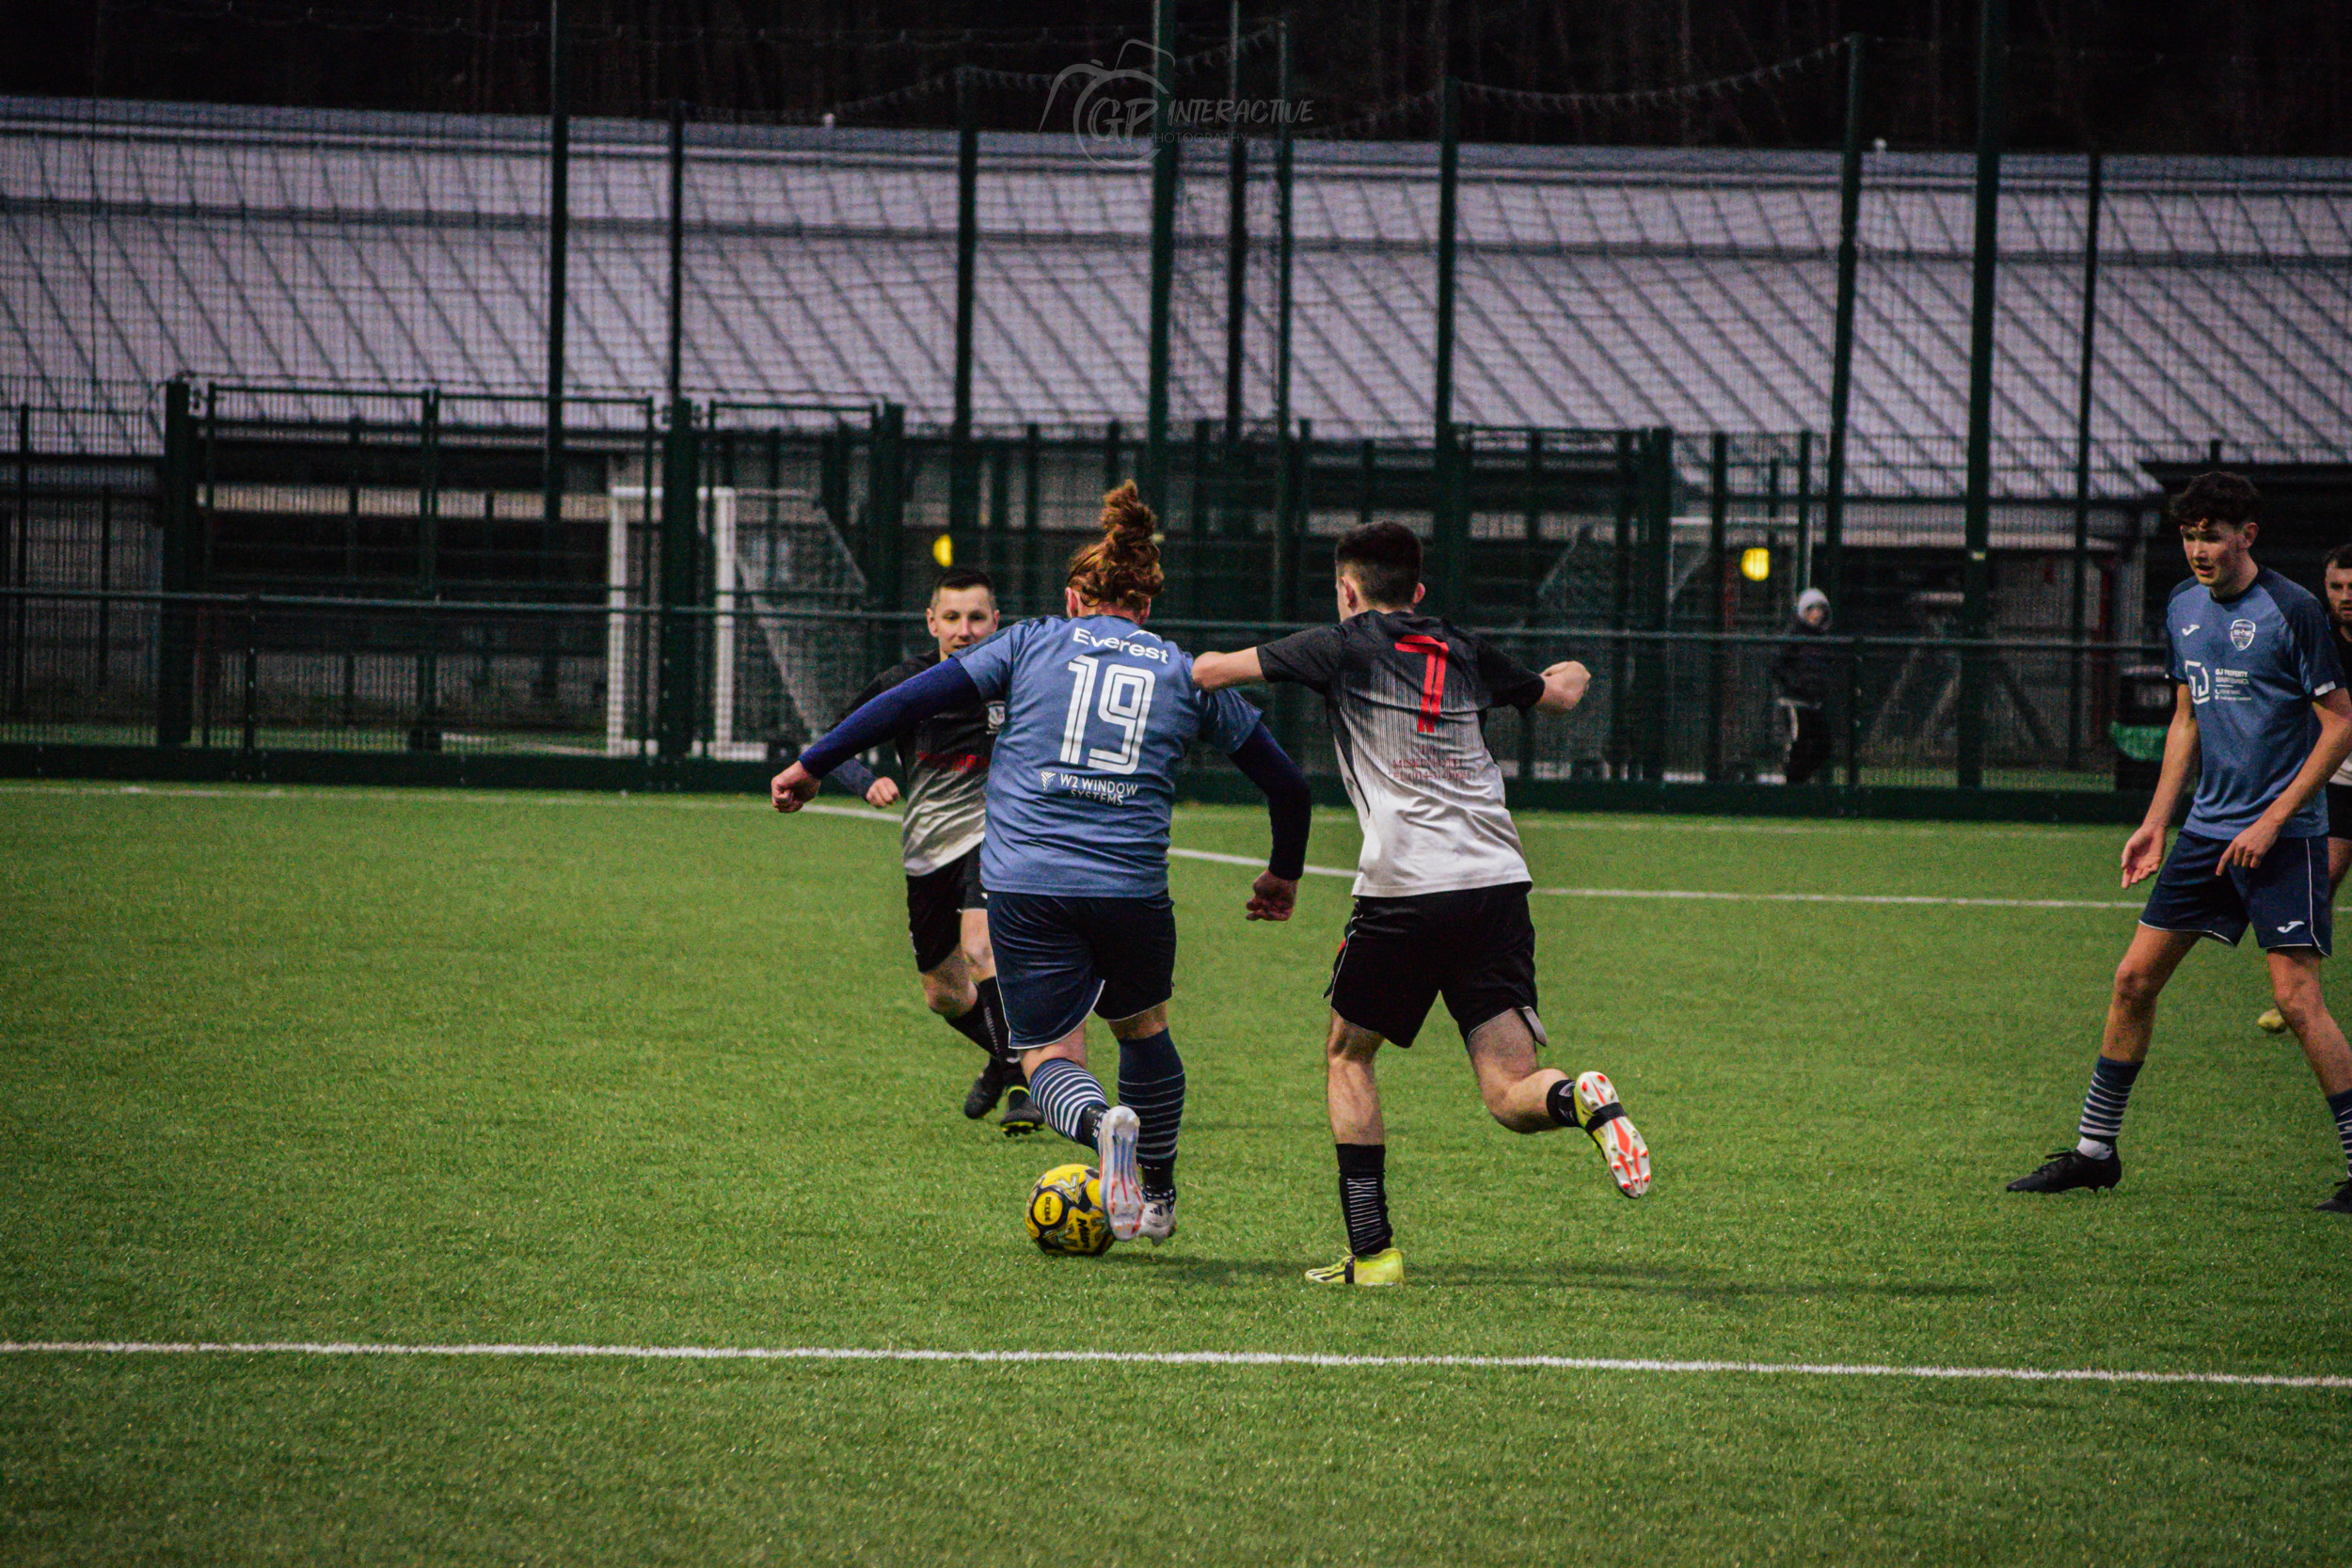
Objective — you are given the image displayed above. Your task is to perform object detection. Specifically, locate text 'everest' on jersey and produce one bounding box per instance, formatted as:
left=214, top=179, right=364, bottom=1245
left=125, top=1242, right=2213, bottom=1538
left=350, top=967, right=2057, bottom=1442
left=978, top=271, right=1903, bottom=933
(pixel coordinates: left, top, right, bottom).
left=2164, top=568, right=2342, bottom=841
left=950, top=617, right=1263, bottom=898
left=1255, top=610, right=1547, bottom=898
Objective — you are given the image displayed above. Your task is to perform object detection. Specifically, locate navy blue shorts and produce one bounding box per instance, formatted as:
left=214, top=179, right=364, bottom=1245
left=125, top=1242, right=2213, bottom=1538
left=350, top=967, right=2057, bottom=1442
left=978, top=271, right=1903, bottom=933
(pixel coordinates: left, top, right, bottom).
left=986, top=890, right=1178, bottom=1050
left=2140, top=832, right=2332, bottom=954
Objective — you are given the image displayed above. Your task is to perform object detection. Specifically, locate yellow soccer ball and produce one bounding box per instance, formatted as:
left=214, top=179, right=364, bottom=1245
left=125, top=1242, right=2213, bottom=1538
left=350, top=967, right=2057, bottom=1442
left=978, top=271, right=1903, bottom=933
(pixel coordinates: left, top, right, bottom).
left=1025, top=1164, right=1115, bottom=1256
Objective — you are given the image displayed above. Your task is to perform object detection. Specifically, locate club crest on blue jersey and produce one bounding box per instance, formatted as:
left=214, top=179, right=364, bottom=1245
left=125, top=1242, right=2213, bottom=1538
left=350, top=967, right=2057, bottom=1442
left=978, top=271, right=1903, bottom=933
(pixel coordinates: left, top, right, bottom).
left=2231, top=618, right=2258, bottom=649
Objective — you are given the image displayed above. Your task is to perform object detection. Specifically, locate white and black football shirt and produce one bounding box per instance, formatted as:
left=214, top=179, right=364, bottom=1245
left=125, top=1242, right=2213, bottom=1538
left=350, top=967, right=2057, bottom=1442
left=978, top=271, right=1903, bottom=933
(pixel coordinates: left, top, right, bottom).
left=838, top=650, right=1000, bottom=876
left=1256, top=610, right=1547, bottom=897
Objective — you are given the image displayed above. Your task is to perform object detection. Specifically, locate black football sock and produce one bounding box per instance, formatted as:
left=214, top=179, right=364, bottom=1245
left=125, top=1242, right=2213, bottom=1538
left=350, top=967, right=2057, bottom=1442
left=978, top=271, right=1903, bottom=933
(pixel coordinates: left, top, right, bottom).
left=2328, top=1086, right=2352, bottom=1178
left=1336, top=1142, right=1392, bottom=1257
left=1117, top=1029, right=1184, bottom=1200
left=944, top=983, right=1007, bottom=1058
left=970, top=977, right=1011, bottom=1060
left=2075, top=1056, right=2140, bottom=1158
left=1027, top=1057, right=1108, bottom=1149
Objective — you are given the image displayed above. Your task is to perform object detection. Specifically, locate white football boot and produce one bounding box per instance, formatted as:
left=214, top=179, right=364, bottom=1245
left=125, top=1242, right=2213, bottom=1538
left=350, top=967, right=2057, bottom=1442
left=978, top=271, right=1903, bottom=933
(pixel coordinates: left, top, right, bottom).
left=1096, top=1105, right=1144, bottom=1241
left=1572, top=1070, right=1652, bottom=1198
left=1137, top=1195, right=1177, bottom=1244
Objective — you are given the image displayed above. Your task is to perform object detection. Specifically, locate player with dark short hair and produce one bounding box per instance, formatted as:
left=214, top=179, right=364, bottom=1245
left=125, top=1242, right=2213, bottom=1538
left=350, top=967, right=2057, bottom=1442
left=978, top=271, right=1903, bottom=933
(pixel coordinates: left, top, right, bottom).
left=2009, top=472, right=2352, bottom=1212
left=1195, top=520, right=1652, bottom=1287
left=825, top=567, right=1039, bottom=1133
left=776, top=483, right=1313, bottom=1245
left=2255, top=537, right=2352, bottom=1035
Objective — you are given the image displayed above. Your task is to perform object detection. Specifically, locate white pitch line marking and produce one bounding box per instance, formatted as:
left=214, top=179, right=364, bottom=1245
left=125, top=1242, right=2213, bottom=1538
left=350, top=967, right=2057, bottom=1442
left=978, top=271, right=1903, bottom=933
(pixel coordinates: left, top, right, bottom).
left=0, top=1341, right=2343, bottom=1390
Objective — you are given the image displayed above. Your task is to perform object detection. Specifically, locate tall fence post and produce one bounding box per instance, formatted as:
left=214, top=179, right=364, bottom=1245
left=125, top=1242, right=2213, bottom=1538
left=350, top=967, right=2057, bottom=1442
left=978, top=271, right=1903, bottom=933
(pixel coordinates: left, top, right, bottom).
left=1432, top=75, right=1462, bottom=613
left=1957, top=0, right=2007, bottom=789
left=412, top=388, right=441, bottom=752
left=2068, top=149, right=2105, bottom=772
left=657, top=397, right=701, bottom=762
left=666, top=97, right=688, bottom=409
left=156, top=379, right=196, bottom=747
left=1022, top=422, right=1042, bottom=614
left=1642, top=428, right=1675, bottom=779
left=1822, top=33, right=1864, bottom=621
left=1707, top=433, right=1729, bottom=782
left=1271, top=15, right=1295, bottom=622
left=1143, top=0, right=1179, bottom=518
left=1221, top=0, right=1248, bottom=451
left=951, top=69, right=979, bottom=545
left=9, top=402, right=26, bottom=720
left=544, top=0, right=569, bottom=590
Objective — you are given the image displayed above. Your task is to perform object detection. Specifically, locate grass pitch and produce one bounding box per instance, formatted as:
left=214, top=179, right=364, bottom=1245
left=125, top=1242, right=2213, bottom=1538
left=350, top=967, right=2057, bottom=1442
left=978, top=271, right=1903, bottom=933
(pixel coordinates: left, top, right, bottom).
left=3, top=783, right=2349, bottom=1563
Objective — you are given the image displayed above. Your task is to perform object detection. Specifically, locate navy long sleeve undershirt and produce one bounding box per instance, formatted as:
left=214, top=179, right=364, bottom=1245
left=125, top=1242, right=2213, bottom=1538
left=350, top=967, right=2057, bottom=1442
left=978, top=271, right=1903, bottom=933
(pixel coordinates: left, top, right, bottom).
left=798, top=658, right=981, bottom=779
left=1230, top=722, right=1312, bottom=881
left=800, top=659, right=1309, bottom=879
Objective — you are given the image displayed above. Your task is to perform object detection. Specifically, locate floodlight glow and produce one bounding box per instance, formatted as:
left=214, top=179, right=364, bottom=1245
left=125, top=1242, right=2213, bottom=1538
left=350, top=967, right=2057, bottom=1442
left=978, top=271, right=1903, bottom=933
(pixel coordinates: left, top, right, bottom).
left=1740, top=546, right=1772, bottom=582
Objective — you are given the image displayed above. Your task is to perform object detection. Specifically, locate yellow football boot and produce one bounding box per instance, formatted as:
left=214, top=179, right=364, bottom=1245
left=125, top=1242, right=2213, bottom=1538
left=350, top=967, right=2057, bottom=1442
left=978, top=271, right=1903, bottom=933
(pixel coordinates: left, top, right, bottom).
left=2257, top=1007, right=2289, bottom=1035
left=1304, top=1246, right=1404, bottom=1286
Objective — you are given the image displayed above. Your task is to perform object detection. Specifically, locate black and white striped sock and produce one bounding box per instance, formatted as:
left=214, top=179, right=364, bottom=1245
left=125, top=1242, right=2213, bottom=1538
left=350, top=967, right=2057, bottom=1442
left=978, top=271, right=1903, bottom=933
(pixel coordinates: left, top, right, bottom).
left=2075, top=1055, right=2141, bottom=1158
left=1336, top=1142, right=1391, bottom=1258
left=1117, top=1029, right=1184, bottom=1201
left=1026, top=1057, right=1108, bottom=1149
left=2328, top=1087, right=2352, bottom=1178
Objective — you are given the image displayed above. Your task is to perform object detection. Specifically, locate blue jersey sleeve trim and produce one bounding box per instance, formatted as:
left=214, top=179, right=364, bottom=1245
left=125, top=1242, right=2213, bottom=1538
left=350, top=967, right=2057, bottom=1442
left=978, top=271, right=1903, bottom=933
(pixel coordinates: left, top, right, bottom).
left=799, top=659, right=984, bottom=778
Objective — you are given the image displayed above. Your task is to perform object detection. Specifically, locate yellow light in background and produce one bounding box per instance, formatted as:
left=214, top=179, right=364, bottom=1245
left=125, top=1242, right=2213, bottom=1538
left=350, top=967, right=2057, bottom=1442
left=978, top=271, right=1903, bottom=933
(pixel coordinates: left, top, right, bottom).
left=1739, top=546, right=1772, bottom=582
left=931, top=533, right=954, bottom=568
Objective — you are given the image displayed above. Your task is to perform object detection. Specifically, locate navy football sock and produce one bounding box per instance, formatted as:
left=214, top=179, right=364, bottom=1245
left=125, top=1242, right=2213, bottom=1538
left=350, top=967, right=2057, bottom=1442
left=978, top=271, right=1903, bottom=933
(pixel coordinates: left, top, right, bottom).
left=2076, top=1055, right=2141, bottom=1157
left=2328, top=1087, right=2352, bottom=1178
left=1027, top=1056, right=1108, bottom=1149
left=1336, top=1142, right=1392, bottom=1257
left=1118, top=1029, right=1185, bottom=1200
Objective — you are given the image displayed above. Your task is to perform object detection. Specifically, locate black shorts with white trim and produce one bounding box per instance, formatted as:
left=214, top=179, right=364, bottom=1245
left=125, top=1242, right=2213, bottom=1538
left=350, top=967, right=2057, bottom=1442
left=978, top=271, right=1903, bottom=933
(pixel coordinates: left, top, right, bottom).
left=1327, top=881, right=1539, bottom=1048
left=905, top=847, right=986, bottom=974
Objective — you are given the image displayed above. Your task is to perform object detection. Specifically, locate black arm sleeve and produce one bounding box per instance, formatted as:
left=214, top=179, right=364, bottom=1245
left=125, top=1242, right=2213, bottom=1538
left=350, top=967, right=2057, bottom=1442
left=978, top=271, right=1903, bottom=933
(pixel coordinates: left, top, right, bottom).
left=800, top=660, right=983, bottom=777
left=1227, top=721, right=1312, bottom=881
left=1470, top=635, right=1548, bottom=710
left=1252, top=625, right=1348, bottom=693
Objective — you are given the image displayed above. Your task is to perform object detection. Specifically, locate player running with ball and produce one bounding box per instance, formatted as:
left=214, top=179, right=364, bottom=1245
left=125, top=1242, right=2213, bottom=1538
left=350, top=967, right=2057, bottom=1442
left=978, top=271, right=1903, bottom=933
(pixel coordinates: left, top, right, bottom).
left=1194, top=521, right=1651, bottom=1287
left=2009, top=474, right=2352, bottom=1213
left=774, top=483, right=1312, bottom=1243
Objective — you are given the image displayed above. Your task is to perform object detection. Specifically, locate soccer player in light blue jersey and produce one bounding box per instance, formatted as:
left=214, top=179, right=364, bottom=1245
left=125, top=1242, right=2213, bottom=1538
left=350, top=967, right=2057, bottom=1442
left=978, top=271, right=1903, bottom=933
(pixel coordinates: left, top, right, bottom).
left=773, top=483, right=1313, bottom=1243
left=2009, top=473, right=2352, bottom=1212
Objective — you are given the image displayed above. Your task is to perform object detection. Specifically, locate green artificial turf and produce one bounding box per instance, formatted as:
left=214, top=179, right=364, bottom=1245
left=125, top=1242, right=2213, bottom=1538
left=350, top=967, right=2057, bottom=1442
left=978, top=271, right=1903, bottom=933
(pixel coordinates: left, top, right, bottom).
left=3, top=783, right=2348, bottom=1563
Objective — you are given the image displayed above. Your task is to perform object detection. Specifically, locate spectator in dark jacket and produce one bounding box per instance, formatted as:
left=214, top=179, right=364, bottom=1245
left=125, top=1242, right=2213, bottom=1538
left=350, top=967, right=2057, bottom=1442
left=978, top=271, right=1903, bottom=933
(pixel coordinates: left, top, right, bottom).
left=1772, top=588, right=1836, bottom=784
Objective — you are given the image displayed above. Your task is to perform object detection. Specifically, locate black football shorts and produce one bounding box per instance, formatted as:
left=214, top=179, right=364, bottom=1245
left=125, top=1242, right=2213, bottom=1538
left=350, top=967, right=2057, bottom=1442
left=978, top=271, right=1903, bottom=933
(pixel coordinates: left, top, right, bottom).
left=1327, top=881, right=1539, bottom=1048
left=905, top=847, right=987, bottom=974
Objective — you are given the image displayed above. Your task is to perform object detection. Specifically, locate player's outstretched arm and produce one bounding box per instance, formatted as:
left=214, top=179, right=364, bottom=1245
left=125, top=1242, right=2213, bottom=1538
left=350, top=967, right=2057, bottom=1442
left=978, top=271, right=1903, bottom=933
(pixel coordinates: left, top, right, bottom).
left=2122, top=684, right=2199, bottom=886
left=771, top=659, right=984, bottom=813
left=1191, top=648, right=1263, bottom=691
left=1534, top=659, right=1591, bottom=714
left=1226, top=721, right=1310, bottom=921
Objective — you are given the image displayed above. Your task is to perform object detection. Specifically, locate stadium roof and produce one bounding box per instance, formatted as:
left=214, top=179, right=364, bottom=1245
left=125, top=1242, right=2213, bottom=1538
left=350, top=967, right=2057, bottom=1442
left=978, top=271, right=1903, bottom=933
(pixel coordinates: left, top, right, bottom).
left=4, top=95, right=2349, bottom=500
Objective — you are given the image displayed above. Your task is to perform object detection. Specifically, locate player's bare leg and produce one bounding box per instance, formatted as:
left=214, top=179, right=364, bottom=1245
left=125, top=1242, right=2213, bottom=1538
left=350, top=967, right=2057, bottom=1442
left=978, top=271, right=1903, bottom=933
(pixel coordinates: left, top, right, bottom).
left=2011, top=925, right=2199, bottom=1194
left=1308, top=1014, right=1404, bottom=1284
left=2267, top=950, right=2352, bottom=1212
left=951, top=911, right=1037, bottom=1132
left=2266, top=950, right=2352, bottom=1095
left=2101, top=925, right=2201, bottom=1067
left=2260, top=843, right=2351, bottom=1033
left=1466, top=1011, right=1650, bottom=1197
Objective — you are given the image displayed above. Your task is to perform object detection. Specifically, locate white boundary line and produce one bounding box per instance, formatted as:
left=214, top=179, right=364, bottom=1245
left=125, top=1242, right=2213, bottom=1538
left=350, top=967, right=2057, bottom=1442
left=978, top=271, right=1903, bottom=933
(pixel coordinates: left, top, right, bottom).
left=0, top=786, right=2137, bottom=911
left=0, top=1340, right=2343, bottom=1389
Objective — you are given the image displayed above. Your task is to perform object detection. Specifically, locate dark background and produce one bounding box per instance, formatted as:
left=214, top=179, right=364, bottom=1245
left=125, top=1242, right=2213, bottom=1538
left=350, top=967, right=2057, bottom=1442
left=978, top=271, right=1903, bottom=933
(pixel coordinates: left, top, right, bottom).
left=8, top=0, right=2348, bottom=153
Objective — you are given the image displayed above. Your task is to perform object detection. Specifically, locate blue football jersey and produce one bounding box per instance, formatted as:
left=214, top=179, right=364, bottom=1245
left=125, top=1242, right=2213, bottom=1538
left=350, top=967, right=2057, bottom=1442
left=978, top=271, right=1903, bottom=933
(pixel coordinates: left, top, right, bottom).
left=952, top=615, right=1266, bottom=895
left=2163, top=567, right=2343, bottom=839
